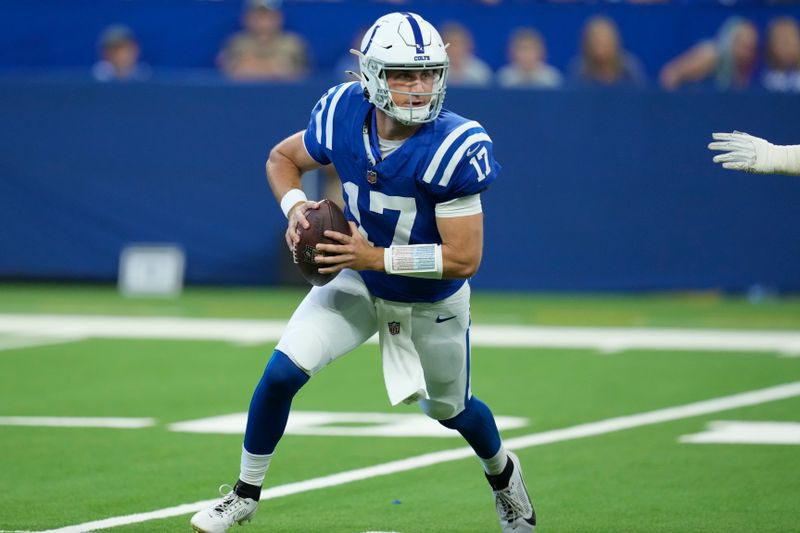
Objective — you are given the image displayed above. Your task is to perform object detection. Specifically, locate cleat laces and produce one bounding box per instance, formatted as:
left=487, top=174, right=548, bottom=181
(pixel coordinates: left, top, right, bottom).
left=213, top=484, right=247, bottom=516
left=495, top=484, right=530, bottom=522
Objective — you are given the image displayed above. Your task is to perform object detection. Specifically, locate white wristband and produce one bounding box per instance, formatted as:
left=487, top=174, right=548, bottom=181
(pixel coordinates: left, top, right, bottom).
left=384, top=244, right=443, bottom=279
left=280, top=189, right=308, bottom=218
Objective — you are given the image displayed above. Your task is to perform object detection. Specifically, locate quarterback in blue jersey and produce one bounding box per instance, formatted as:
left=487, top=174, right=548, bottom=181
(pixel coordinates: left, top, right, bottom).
left=191, top=12, right=536, bottom=533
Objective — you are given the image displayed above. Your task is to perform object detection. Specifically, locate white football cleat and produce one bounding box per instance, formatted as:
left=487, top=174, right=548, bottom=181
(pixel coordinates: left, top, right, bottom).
left=487, top=451, right=536, bottom=532
left=190, top=484, right=258, bottom=533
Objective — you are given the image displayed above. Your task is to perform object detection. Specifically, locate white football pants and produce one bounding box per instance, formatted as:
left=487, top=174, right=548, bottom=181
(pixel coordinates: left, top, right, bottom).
left=276, top=269, right=471, bottom=420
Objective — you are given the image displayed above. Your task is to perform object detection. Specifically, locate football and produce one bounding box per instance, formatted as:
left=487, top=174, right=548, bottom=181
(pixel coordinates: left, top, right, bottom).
left=294, top=199, right=352, bottom=287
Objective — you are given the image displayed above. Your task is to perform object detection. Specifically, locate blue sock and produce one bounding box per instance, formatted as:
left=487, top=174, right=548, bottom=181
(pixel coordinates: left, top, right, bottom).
left=243, top=350, right=309, bottom=455
left=439, top=396, right=502, bottom=459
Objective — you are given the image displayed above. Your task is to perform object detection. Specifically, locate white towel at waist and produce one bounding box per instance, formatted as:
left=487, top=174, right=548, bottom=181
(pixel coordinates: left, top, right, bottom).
left=375, top=298, right=429, bottom=406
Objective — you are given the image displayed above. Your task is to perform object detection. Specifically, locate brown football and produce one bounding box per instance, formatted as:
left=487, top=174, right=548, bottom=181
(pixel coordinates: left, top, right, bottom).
left=294, top=199, right=352, bottom=287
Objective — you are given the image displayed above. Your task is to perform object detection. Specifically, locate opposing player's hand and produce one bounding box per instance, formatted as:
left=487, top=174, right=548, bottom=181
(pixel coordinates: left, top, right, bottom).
left=286, top=201, right=319, bottom=253
left=315, top=221, right=383, bottom=274
left=708, top=131, right=773, bottom=173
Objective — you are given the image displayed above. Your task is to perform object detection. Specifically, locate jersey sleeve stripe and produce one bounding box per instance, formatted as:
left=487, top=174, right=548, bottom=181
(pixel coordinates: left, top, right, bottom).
left=438, top=133, right=492, bottom=187
left=422, top=120, right=482, bottom=183
left=324, top=82, right=357, bottom=150
left=314, top=90, right=330, bottom=145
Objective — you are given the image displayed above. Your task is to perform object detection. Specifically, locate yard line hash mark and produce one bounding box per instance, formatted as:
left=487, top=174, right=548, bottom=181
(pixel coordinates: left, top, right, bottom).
left=35, top=381, right=800, bottom=533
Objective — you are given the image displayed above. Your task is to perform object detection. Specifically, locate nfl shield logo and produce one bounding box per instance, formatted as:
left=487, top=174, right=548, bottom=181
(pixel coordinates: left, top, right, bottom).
left=302, top=245, right=317, bottom=264
left=388, top=321, right=400, bottom=335
left=367, top=170, right=378, bottom=185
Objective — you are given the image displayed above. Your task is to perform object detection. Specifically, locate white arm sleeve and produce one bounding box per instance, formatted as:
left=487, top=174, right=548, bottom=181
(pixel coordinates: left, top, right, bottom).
left=434, top=194, right=482, bottom=218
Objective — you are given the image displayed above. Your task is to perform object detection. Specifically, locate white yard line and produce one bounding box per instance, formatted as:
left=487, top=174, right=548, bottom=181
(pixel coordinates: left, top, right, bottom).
left=0, top=315, right=285, bottom=345
left=0, top=417, right=155, bottom=429
left=0, top=314, right=799, bottom=354
left=471, top=325, right=800, bottom=356
left=35, top=381, right=800, bottom=533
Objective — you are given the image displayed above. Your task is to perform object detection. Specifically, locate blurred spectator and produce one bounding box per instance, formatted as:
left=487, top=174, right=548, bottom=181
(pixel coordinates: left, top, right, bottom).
left=92, top=25, right=151, bottom=82
left=496, top=28, right=562, bottom=88
left=440, top=22, right=492, bottom=87
left=762, top=17, right=800, bottom=92
left=219, top=0, right=309, bottom=81
left=659, top=17, right=758, bottom=91
left=332, top=28, right=367, bottom=83
left=569, top=16, right=645, bottom=88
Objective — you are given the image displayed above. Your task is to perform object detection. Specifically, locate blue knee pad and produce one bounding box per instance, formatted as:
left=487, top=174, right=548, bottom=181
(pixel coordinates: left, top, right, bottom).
left=439, top=396, right=502, bottom=459
left=243, top=350, right=309, bottom=455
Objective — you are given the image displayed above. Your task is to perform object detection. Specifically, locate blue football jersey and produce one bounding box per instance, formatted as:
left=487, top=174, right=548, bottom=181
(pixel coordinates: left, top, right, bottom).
left=303, top=82, right=500, bottom=303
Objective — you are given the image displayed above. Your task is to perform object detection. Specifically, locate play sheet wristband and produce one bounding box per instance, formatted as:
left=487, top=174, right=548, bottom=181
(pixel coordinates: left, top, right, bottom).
left=384, top=244, right=443, bottom=279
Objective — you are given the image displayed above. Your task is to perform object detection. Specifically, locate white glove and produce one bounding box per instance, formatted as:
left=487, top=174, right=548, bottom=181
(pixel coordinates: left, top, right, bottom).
left=708, top=131, right=773, bottom=173
left=708, top=131, right=800, bottom=175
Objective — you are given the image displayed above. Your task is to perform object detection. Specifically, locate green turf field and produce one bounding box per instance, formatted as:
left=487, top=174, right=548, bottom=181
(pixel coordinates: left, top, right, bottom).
left=1, top=284, right=799, bottom=532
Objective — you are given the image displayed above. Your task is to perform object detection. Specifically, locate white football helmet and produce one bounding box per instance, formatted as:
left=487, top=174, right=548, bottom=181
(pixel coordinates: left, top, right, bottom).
left=351, top=12, right=449, bottom=125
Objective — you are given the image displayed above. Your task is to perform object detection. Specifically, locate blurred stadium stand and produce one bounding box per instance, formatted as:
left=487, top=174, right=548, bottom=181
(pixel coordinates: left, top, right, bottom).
left=2, top=1, right=800, bottom=81
left=1, top=1, right=799, bottom=292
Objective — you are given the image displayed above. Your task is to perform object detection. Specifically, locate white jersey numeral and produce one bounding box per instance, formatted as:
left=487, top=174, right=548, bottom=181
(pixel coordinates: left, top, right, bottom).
left=343, top=182, right=371, bottom=243
left=342, top=183, right=417, bottom=245
left=468, top=146, right=490, bottom=182
left=369, top=191, right=416, bottom=245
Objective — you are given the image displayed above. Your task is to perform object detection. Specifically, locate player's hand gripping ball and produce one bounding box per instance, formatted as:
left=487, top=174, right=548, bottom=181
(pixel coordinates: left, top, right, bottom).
left=294, top=199, right=352, bottom=286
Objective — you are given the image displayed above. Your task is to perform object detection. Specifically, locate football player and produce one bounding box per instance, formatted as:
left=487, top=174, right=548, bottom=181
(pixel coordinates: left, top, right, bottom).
left=191, top=12, right=536, bottom=533
left=709, top=131, right=800, bottom=175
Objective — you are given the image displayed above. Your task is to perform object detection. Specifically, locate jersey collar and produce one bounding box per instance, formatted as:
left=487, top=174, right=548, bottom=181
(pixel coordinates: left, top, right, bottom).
left=363, top=106, right=432, bottom=168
